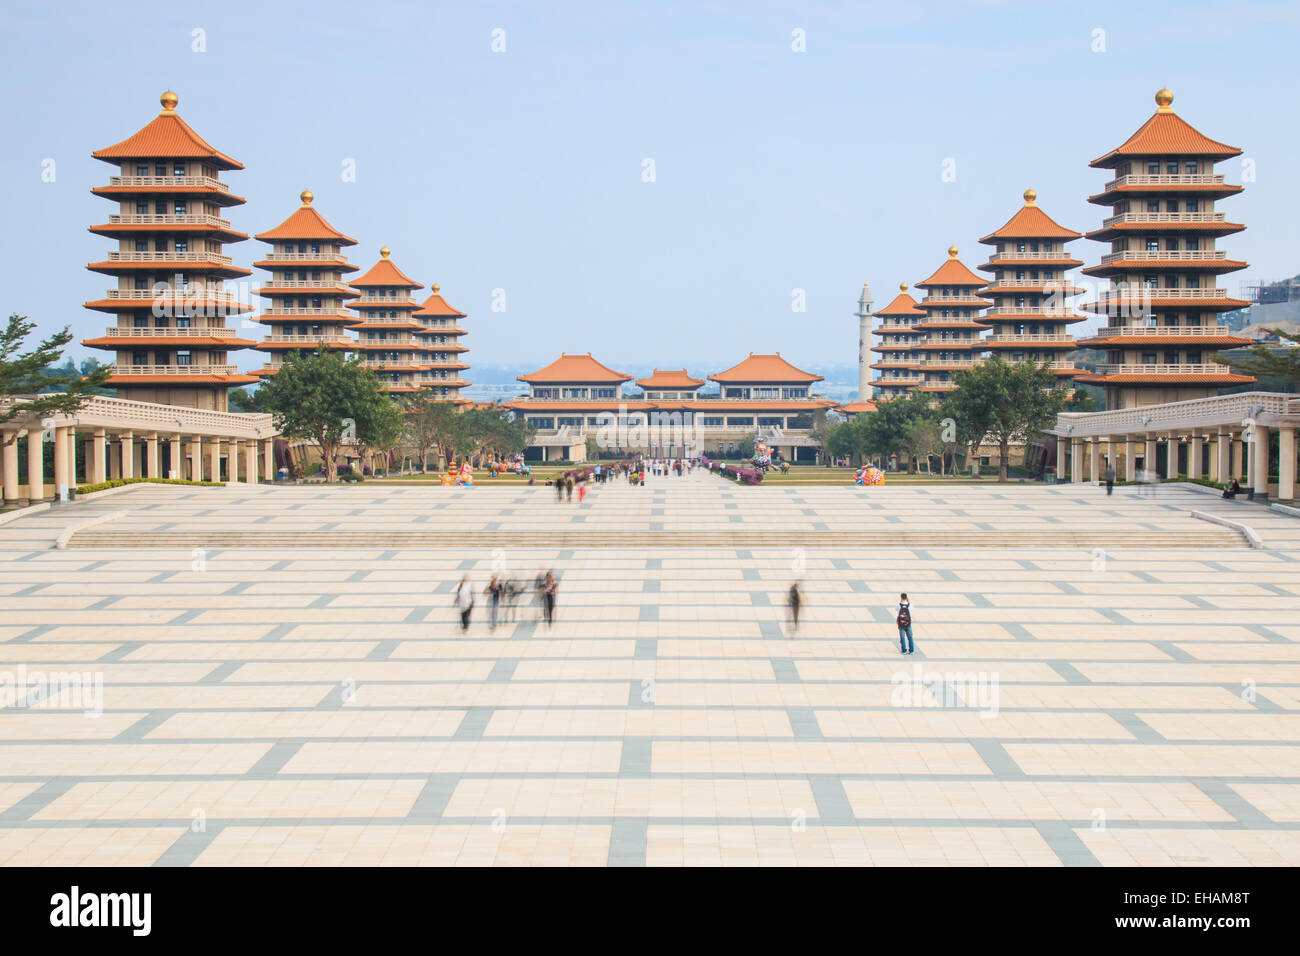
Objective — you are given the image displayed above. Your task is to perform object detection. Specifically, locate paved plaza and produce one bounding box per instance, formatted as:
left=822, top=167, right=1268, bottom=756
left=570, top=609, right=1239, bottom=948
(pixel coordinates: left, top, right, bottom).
left=1, top=474, right=1299, bottom=866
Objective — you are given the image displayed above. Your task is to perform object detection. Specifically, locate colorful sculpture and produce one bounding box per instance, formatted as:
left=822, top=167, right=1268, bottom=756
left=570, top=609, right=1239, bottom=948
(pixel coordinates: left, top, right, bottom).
left=855, top=466, right=885, bottom=486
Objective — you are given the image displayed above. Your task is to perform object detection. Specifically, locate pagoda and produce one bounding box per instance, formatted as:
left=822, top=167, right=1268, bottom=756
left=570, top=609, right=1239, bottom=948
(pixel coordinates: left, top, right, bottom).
left=1075, top=89, right=1254, bottom=407
left=411, top=284, right=472, bottom=401
left=344, top=247, right=426, bottom=394
left=869, top=282, right=927, bottom=399
left=977, top=189, right=1085, bottom=379
left=911, top=247, right=992, bottom=394
left=250, top=191, right=359, bottom=377
left=82, top=91, right=257, bottom=410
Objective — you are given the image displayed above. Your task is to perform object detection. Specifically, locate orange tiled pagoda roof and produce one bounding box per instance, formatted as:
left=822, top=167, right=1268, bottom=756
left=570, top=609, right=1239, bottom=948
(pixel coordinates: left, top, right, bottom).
left=518, top=353, right=632, bottom=384
left=255, top=192, right=357, bottom=244
left=1090, top=90, right=1241, bottom=168
left=979, top=191, right=1081, bottom=242
left=350, top=248, right=422, bottom=288
left=915, top=248, right=987, bottom=287
left=412, top=286, right=467, bottom=317
left=873, top=284, right=925, bottom=316
left=636, top=369, right=705, bottom=389
left=91, top=92, right=243, bottom=170
left=709, top=353, right=822, bottom=384
left=838, top=401, right=878, bottom=414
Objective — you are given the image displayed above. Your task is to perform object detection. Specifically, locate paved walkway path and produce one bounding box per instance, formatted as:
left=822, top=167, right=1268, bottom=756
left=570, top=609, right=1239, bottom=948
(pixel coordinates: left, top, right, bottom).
left=0, top=477, right=1298, bottom=865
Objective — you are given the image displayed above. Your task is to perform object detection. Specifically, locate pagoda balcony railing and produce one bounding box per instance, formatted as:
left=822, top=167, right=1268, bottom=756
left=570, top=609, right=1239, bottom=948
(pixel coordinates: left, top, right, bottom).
left=983, top=333, right=1075, bottom=343
left=1100, top=211, right=1227, bottom=227
left=103, top=326, right=237, bottom=338
left=983, top=305, right=1072, bottom=315
left=105, top=288, right=241, bottom=301
left=983, top=278, right=1071, bottom=289
left=107, top=214, right=233, bottom=228
left=921, top=297, right=989, bottom=306
left=356, top=337, right=419, bottom=346
left=873, top=375, right=924, bottom=383
left=109, top=364, right=240, bottom=375
left=1097, top=287, right=1228, bottom=300
left=260, top=280, right=352, bottom=290
left=1044, top=361, right=1078, bottom=370
left=106, top=251, right=234, bottom=265
left=109, top=175, right=232, bottom=191
left=1094, top=363, right=1229, bottom=376
left=358, top=360, right=429, bottom=369
left=265, top=251, right=346, bottom=262
left=263, top=306, right=351, bottom=315
left=985, top=251, right=1071, bottom=261
left=1104, top=173, right=1225, bottom=189
left=919, top=360, right=983, bottom=368
left=1096, top=324, right=1230, bottom=337
left=351, top=295, right=418, bottom=306
left=1099, top=249, right=1227, bottom=264
left=260, top=334, right=353, bottom=344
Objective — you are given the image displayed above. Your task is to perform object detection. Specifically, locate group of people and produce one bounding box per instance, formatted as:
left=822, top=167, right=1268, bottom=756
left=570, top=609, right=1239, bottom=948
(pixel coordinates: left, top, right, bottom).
left=454, top=570, right=560, bottom=631
left=787, top=583, right=917, bottom=653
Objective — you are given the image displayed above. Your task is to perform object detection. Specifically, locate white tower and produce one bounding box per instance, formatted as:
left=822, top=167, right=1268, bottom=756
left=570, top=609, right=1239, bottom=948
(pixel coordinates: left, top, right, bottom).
left=855, top=282, right=873, bottom=400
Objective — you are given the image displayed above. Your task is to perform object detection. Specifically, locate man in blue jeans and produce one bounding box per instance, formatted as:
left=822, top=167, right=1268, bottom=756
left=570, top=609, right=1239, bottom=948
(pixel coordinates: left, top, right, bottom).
left=896, top=592, right=914, bottom=654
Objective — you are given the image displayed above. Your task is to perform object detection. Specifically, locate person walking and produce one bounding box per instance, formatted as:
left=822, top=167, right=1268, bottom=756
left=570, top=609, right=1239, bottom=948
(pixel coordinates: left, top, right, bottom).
left=565, top=476, right=574, bottom=502
left=454, top=575, right=475, bottom=632
left=578, top=482, right=587, bottom=505
left=542, top=570, right=558, bottom=626
left=895, top=592, right=914, bottom=655
left=787, top=581, right=802, bottom=634
left=1105, top=461, right=1115, bottom=496
left=533, top=568, right=547, bottom=622
left=555, top=478, right=564, bottom=502
left=485, top=575, right=502, bottom=631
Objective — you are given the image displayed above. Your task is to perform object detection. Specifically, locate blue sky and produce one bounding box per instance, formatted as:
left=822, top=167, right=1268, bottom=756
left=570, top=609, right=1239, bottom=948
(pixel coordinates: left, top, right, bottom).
left=3, top=0, right=1297, bottom=377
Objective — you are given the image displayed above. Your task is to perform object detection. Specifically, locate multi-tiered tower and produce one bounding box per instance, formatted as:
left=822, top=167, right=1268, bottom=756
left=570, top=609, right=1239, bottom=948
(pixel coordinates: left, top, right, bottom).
left=869, top=283, right=926, bottom=399
left=251, top=191, right=359, bottom=378
left=82, top=91, right=257, bottom=410
left=977, top=189, right=1084, bottom=379
left=855, top=283, right=873, bottom=400
left=411, top=284, right=472, bottom=401
left=1076, top=89, right=1254, bottom=407
left=911, top=247, right=992, bottom=394
left=345, top=248, right=426, bottom=394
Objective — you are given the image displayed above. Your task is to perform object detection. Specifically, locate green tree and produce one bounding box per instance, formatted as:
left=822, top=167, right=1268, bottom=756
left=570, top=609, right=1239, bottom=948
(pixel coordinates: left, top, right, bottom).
left=227, top=387, right=265, bottom=413
left=355, top=396, right=405, bottom=476
left=807, top=408, right=834, bottom=466
left=904, top=417, right=943, bottom=474
left=2, top=315, right=112, bottom=444
left=862, top=392, right=935, bottom=471
left=1216, top=329, right=1300, bottom=391
left=946, top=357, right=1068, bottom=481
left=255, top=346, right=389, bottom=482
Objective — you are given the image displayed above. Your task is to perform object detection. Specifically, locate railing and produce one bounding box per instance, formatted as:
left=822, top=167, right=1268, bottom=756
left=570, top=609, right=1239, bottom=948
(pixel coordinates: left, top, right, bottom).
left=0, top=394, right=275, bottom=440
left=103, top=289, right=242, bottom=301
left=1053, top=390, right=1293, bottom=437
left=106, top=214, right=233, bottom=228
left=1094, top=363, right=1232, bottom=375
left=262, top=252, right=345, bottom=262
left=103, top=327, right=236, bottom=338
left=984, top=305, right=1073, bottom=315
left=108, top=175, right=231, bottom=191
left=983, top=334, right=1075, bottom=343
left=352, top=295, right=417, bottom=306
left=1104, top=174, right=1225, bottom=189
left=106, top=251, right=234, bottom=265
left=1100, top=211, right=1227, bottom=227
left=1099, top=250, right=1227, bottom=264
left=1095, top=325, right=1230, bottom=337
left=262, top=307, right=351, bottom=315
left=259, top=280, right=350, bottom=289
left=921, top=296, right=989, bottom=305
left=985, top=251, right=1072, bottom=261
left=1097, top=287, right=1228, bottom=300
left=260, top=334, right=353, bottom=344
left=108, top=364, right=241, bottom=375
left=985, top=278, right=1073, bottom=289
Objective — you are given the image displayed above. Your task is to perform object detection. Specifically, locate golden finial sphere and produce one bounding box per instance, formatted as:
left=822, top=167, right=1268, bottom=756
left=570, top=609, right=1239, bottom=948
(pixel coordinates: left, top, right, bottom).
left=947, top=245, right=959, bottom=257
left=379, top=246, right=391, bottom=258
left=432, top=284, right=440, bottom=293
left=300, top=190, right=314, bottom=205
left=160, top=90, right=178, bottom=111
left=1155, top=88, right=1174, bottom=109
left=1023, top=188, right=1037, bottom=205
left=900, top=282, right=909, bottom=291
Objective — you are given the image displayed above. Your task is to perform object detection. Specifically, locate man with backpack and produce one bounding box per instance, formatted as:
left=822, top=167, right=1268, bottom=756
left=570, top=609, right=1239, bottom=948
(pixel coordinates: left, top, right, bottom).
left=896, top=593, right=915, bottom=654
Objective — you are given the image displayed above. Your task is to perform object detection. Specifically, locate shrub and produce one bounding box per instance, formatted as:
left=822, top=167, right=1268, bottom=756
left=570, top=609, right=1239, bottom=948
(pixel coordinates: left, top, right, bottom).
left=75, top=477, right=223, bottom=494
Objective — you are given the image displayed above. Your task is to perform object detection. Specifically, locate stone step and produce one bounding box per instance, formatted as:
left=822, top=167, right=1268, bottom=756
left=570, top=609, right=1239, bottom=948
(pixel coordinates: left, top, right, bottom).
left=65, top=528, right=1247, bottom=550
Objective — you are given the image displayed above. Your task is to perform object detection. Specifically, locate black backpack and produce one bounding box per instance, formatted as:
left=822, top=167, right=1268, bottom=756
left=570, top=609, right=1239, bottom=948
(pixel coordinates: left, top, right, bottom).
left=897, top=603, right=911, bottom=627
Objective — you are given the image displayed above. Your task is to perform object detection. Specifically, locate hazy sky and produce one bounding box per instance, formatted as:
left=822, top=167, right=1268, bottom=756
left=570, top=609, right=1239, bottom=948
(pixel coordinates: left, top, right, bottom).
left=3, top=0, right=1298, bottom=377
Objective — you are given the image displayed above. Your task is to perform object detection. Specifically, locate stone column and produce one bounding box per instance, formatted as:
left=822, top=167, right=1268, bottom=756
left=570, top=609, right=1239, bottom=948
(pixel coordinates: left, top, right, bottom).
left=1123, top=438, right=1136, bottom=481
left=90, top=427, right=107, bottom=484
left=245, top=440, right=258, bottom=484
left=108, top=435, right=121, bottom=480
left=1070, top=438, right=1083, bottom=483
left=209, top=439, right=222, bottom=483
left=1214, top=430, right=1229, bottom=483
left=169, top=435, right=182, bottom=479
left=263, top=440, right=275, bottom=481
left=53, top=426, right=70, bottom=498
left=1143, top=435, right=1157, bottom=480
left=189, top=436, right=203, bottom=482
left=2, top=432, right=19, bottom=505
left=27, top=429, right=44, bottom=502
left=1279, top=427, right=1296, bottom=503
left=227, top=437, right=239, bottom=483
left=1253, top=425, right=1270, bottom=498
left=120, top=431, right=134, bottom=480
left=146, top=433, right=160, bottom=479
left=1231, top=435, right=1243, bottom=480
left=67, top=428, right=78, bottom=487
left=1088, top=439, right=1100, bottom=485
left=1188, top=431, right=1201, bottom=480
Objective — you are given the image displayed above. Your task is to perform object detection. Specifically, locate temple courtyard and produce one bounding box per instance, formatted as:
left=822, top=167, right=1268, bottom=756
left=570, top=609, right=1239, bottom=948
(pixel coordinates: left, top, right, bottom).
left=1, top=473, right=1299, bottom=866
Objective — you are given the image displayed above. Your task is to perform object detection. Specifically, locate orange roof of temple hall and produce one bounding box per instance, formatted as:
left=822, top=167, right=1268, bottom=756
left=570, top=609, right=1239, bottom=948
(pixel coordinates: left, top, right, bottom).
left=709, top=353, right=822, bottom=384
left=636, top=369, right=705, bottom=389
left=873, top=283, right=926, bottom=316
left=915, top=247, right=988, bottom=287
left=518, top=353, right=633, bottom=384
left=412, top=285, right=467, bottom=317
left=255, top=191, right=357, bottom=244
left=979, top=190, right=1082, bottom=242
left=349, top=248, right=423, bottom=288
left=1090, top=89, right=1242, bottom=168
left=838, top=401, right=878, bottom=414
left=91, top=92, right=243, bottom=170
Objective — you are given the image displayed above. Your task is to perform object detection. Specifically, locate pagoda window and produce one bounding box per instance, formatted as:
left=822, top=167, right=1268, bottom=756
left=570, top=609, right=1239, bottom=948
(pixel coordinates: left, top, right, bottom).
left=1141, top=352, right=1157, bottom=364
left=1164, top=350, right=1178, bottom=364
left=1166, top=199, right=1179, bottom=213
left=311, top=271, right=321, bottom=280
left=1186, top=275, right=1200, bottom=288
left=726, top=417, right=754, bottom=426
left=1146, top=200, right=1160, bottom=213
left=1167, top=276, right=1180, bottom=289
left=1016, top=241, right=1026, bottom=253
left=311, top=298, right=322, bottom=309
left=176, top=317, right=191, bottom=329
left=134, top=239, right=149, bottom=251
left=754, top=387, right=779, bottom=399
left=1186, top=200, right=1198, bottom=212
left=758, top=417, right=783, bottom=427
left=174, top=201, right=188, bottom=215
left=1185, top=161, right=1198, bottom=175
left=1144, top=274, right=1159, bottom=288
left=1146, top=161, right=1160, bottom=175
left=173, top=163, right=185, bottom=177
left=134, top=276, right=149, bottom=290
left=156, top=350, right=171, bottom=365
left=1015, top=270, right=1025, bottom=280
left=132, top=351, right=147, bottom=366
left=1187, top=350, right=1203, bottom=363
left=311, top=242, right=321, bottom=254
left=135, top=164, right=148, bottom=176
left=136, top=201, right=149, bottom=214
left=1185, top=237, right=1200, bottom=251
left=298, top=271, right=307, bottom=280
left=1165, top=238, right=1180, bottom=251
left=1166, top=161, right=1179, bottom=174
left=174, top=239, right=187, bottom=253
left=1030, top=269, right=1040, bottom=280
left=1145, top=237, right=1159, bottom=251
left=154, top=316, right=168, bottom=328
left=133, top=317, right=149, bottom=328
